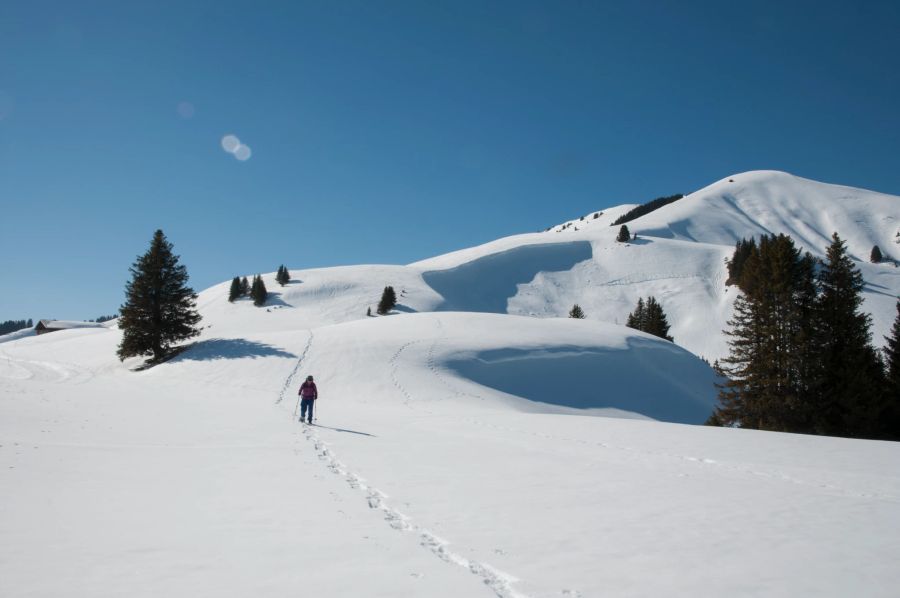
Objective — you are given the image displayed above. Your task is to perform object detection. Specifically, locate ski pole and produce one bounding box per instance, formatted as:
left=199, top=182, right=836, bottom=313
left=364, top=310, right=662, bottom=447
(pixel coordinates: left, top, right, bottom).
left=293, top=393, right=301, bottom=418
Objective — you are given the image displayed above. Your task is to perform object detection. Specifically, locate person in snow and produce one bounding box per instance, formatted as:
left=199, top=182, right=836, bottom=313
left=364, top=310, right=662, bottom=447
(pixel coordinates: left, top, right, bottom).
left=298, top=375, right=318, bottom=423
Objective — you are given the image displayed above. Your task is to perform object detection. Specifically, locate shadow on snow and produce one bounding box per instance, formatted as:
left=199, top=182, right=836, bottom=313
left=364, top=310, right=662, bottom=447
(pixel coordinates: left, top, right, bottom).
left=172, top=338, right=298, bottom=362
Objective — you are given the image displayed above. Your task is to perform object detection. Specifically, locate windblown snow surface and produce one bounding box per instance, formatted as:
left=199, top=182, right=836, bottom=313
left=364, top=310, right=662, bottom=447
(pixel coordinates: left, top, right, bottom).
left=2, top=171, right=899, bottom=597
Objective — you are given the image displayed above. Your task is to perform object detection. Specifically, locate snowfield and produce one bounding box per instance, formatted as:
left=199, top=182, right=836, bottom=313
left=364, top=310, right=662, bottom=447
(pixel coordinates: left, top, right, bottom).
left=2, top=170, right=899, bottom=597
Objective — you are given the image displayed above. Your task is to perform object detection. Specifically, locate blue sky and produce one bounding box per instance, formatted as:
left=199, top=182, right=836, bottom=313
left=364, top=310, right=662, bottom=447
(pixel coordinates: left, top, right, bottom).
left=2, top=1, right=899, bottom=320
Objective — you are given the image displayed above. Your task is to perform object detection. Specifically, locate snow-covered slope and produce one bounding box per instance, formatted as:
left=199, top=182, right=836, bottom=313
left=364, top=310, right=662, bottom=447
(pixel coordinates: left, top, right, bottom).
left=2, top=171, right=899, bottom=597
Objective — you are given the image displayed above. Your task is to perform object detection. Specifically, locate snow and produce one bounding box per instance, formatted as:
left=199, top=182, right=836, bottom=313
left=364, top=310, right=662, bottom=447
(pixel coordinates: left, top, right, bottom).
left=2, top=171, right=900, bottom=597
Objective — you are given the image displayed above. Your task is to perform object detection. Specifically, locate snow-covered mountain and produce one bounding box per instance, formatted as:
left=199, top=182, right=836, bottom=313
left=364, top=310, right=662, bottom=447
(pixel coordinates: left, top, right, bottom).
left=2, top=171, right=899, bottom=597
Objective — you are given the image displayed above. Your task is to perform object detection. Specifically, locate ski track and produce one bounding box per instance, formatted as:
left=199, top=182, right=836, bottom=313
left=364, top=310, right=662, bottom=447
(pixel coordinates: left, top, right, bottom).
left=294, top=320, right=532, bottom=598
left=275, top=331, right=314, bottom=405
left=300, top=423, right=529, bottom=598
left=0, top=347, right=93, bottom=384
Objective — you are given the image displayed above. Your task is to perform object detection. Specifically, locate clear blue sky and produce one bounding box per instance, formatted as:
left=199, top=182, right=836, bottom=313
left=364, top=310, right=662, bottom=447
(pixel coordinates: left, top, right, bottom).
left=2, top=1, right=899, bottom=320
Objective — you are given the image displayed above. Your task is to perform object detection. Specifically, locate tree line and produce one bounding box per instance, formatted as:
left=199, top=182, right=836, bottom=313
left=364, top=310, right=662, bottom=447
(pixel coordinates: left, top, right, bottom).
left=711, top=232, right=899, bottom=440
left=0, top=319, right=33, bottom=335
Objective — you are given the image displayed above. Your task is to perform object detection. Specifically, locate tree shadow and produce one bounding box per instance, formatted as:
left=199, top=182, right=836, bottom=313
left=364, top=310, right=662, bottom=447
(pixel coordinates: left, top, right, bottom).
left=263, top=293, right=291, bottom=308
left=394, top=303, right=417, bottom=314
left=171, top=338, right=298, bottom=362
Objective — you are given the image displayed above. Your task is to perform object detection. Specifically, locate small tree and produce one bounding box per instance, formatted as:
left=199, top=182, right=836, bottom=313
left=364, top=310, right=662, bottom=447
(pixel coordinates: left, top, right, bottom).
left=625, top=297, right=645, bottom=330
left=871, top=245, right=883, bottom=263
left=250, top=275, right=268, bottom=307
left=228, top=277, right=242, bottom=302
left=240, top=276, right=250, bottom=297
left=626, top=296, right=673, bottom=341
left=276, top=265, right=291, bottom=286
left=616, top=225, right=631, bottom=243
left=366, top=306, right=372, bottom=317
left=569, top=304, right=586, bottom=319
left=377, top=286, right=397, bottom=315
left=117, top=229, right=201, bottom=362
left=643, top=296, right=673, bottom=341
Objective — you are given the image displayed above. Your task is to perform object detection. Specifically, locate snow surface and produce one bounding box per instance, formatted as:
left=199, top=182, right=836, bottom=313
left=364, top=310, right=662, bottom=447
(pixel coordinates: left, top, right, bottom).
left=2, top=171, right=900, bottom=597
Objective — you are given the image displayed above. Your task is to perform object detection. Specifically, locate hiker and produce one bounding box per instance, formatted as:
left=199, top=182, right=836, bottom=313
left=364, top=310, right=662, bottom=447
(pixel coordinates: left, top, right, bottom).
left=298, top=375, right=318, bottom=423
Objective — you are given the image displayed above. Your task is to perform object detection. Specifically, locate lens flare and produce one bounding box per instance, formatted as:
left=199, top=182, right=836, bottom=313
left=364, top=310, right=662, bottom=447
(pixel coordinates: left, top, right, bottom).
left=234, top=144, right=252, bottom=161
left=221, top=134, right=240, bottom=153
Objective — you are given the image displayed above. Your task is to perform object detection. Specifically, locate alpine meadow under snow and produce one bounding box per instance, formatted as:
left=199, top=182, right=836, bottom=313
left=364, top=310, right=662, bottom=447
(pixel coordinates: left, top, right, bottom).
left=2, top=171, right=899, bottom=597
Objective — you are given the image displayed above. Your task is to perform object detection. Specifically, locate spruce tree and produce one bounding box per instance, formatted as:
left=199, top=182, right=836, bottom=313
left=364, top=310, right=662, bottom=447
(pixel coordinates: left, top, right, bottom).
left=616, top=225, right=631, bottom=243
left=276, top=265, right=291, bottom=286
left=883, top=300, right=900, bottom=439
left=228, top=277, right=242, bottom=302
left=240, top=277, right=250, bottom=297
left=250, top=275, right=268, bottom=307
left=626, top=298, right=645, bottom=331
left=644, top=297, right=674, bottom=341
left=870, top=245, right=883, bottom=263
left=726, top=238, right=757, bottom=287
left=377, top=286, right=397, bottom=315
left=812, top=233, right=886, bottom=438
left=569, top=304, right=586, bottom=319
left=117, top=230, right=201, bottom=362
left=713, top=234, right=817, bottom=432
left=625, top=297, right=673, bottom=341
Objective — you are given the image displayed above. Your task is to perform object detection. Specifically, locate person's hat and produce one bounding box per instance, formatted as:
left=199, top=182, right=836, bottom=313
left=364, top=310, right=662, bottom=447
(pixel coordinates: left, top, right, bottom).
left=307, top=375, right=314, bottom=381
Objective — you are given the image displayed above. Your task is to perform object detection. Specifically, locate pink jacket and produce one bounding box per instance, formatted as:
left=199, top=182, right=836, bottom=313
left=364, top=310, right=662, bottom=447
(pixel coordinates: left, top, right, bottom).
left=299, top=381, right=318, bottom=399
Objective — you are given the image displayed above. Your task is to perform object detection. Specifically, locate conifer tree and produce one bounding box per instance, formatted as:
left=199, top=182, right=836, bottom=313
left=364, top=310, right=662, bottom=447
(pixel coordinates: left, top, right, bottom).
left=117, top=230, right=201, bottom=361
left=626, top=297, right=673, bottom=341
left=569, top=304, right=586, bottom=319
left=870, top=245, right=883, bottom=263
left=883, top=300, right=900, bottom=439
left=811, top=233, right=886, bottom=438
left=276, top=265, right=291, bottom=286
left=377, top=286, right=397, bottom=315
left=726, top=238, right=757, bottom=287
left=885, top=299, right=900, bottom=393
left=250, top=275, right=268, bottom=307
left=626, top=298, right=645, bottom=331
left=713, top=234, right=817, bottom=432
left=240, top=277, right=250, bottom=297
left=616, top=225, right=631, bottom=243
left=228, top=277, right=242, bottom=302
left=643, top=296, right=674, bottom=341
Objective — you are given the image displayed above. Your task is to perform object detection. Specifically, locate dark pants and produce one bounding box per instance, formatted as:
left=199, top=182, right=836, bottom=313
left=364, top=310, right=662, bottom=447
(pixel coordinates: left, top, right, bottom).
left=300, top=398, right=315, bottom=421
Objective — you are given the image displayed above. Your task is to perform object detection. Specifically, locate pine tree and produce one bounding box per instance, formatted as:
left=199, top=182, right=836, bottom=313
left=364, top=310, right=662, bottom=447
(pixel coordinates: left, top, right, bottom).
left=366, top=307, right=372, bottom=317
left=377, top=286, right=397, bottom=315
left=643, top=297, right=674, bottom=341
left=250, top=275, right=268, bottom=307
left=569, top=304, right=586, bottom=319
left=812, top=233, right=886, bottom=438
left=726, top=238, right=757, bottom=287
left=117, top=230, right=201, bottom=362
left=616, top=225, right=631, bottom=243
left=240, top=277, right=250, bottom=297
left=626, top=298, right=645, bottom=331
left=625, top=297, right=673, bottom=341
left=870, top=245, right=883, bottom=263
left=883, top=299, right=900, bottom=439
left=276, top=265, right=291, bottom=286
left=228, top=277, right=242, bottom=302
left=712, top=234, right=817, bottom=432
